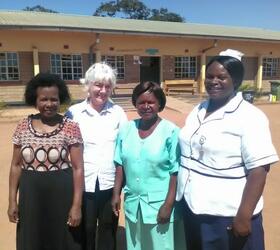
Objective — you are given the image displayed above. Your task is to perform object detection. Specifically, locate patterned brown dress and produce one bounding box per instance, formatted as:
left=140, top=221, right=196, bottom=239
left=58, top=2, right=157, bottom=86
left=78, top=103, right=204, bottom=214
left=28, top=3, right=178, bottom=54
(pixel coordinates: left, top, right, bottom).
left=13, top=115, right=83, bottom=250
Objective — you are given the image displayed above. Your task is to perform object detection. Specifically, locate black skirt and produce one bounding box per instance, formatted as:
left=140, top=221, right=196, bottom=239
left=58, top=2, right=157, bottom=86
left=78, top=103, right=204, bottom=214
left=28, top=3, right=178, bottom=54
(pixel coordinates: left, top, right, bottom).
left=17, top=168, right=82, bottom=250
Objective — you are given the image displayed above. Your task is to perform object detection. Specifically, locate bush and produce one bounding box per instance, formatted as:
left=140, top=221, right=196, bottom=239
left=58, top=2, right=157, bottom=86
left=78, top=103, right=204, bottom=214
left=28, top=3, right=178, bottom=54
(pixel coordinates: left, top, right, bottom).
left=238, top=83, right=257, bottom=92
left=59, top=102, right=72, bottom=113
left=0, top=100, right=7, bottom=110
left=59, top=94, right=73, bottom=113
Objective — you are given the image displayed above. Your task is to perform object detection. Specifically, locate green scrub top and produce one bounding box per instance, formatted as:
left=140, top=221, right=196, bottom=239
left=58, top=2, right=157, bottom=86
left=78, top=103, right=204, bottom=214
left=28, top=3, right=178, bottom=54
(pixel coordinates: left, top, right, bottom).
left=114, top=119, right=180, bottom=224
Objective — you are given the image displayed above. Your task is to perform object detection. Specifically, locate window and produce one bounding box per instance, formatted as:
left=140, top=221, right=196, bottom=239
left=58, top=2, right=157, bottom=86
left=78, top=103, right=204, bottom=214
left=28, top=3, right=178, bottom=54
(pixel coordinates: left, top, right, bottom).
left=263, top=58, right=280, bottom=78
left=175, top=56, right=197, bottom=78
left=50, top=54, right=83, bottom=80
left=0, top=52, right=19, bottom=81
left=101, top=55, right=125, bottom=79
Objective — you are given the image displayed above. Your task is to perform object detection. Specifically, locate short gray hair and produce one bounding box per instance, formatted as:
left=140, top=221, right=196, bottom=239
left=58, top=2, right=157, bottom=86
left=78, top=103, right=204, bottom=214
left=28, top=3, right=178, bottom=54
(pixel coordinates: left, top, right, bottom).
left=80, top=62, right=117, bottom=88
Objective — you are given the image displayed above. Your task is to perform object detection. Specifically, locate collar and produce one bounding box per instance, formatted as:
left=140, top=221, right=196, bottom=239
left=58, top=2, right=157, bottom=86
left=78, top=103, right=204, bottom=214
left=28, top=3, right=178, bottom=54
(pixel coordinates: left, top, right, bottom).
left=197, top=92, right=244, bottom=122
left=81, top=98, right=114, bottom=116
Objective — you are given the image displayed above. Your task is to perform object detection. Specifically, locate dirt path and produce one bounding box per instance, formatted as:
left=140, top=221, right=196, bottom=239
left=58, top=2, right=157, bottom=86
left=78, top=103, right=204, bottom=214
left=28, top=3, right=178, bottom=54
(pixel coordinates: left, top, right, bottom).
left=0, top=104, right=279, bottom=249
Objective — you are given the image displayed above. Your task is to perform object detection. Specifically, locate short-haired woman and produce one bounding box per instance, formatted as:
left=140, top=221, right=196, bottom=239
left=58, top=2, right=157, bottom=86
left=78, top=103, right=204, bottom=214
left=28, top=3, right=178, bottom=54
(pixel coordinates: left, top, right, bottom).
left=112, top=81, right=183, bottom=250
left=66, top=62, right=127, bottom=250
left=8, top=73, right=84, bottom=250
left=177, top=49, right=279, bottom=250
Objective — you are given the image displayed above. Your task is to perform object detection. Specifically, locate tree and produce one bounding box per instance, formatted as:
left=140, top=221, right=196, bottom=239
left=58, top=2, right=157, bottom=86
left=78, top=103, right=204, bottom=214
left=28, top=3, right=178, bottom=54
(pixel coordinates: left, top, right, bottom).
left=149, top=8, right=184, bottom=22
left=118, top=0, right=150, bottom=19
left=23, top=5, right=58, bottom=13
left=94, top=0, right=150, bottom=19
left=94, top=1, right=118, bottom=17
left=94, top=0, right=184, bottom=22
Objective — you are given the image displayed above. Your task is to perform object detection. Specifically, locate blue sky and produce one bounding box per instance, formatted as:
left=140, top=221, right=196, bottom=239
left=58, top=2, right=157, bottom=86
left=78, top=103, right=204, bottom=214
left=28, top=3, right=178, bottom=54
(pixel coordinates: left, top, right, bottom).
left=1, top=0, right=280, bottom=31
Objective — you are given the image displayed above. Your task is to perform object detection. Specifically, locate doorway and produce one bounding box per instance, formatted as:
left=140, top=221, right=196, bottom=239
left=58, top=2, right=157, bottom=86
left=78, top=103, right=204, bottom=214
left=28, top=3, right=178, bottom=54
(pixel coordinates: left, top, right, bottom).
left=140, top=56, right=160, bottom=84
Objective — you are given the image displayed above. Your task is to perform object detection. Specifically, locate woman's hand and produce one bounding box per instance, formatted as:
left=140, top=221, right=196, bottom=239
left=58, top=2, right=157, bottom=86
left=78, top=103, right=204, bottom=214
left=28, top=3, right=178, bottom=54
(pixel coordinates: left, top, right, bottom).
left=157, top=174, right=177, bottom=224
left=7, top=201, right=19, bottom=223
left=231, top=214, right=251, bottom=237
left=67, top=205, right=81, bottom=227
left=112, top=166, right=123, bottom=217
left=230, top=165, right=269, bottom=237
left=157, top=202, right=172, bottom=224
left=111, top=194, right=121, bottom=217
left=68, top=143, right=84, bottom=227
left=8, top=145, right=22, bottom=224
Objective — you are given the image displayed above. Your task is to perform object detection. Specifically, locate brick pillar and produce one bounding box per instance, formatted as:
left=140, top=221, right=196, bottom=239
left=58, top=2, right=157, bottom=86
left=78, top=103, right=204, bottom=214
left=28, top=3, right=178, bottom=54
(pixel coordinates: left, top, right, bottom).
left=162, top=56, right=175, bottom=80
left=19, top=52, right=34, bottom=84
left=39, top=52, right=50, bottom=73
left=124, top=55, right=140, bottom=84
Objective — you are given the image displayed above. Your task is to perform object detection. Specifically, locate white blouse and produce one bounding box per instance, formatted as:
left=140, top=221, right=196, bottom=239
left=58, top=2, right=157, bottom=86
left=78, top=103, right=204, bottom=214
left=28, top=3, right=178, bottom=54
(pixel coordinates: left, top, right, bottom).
left=177, top=92, right=279, bottom=216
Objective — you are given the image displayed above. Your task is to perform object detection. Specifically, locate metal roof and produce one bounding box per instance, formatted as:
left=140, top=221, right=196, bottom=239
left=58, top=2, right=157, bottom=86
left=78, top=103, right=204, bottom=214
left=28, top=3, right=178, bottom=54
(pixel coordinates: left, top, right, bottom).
left=1, top=10, right=280, bottom=42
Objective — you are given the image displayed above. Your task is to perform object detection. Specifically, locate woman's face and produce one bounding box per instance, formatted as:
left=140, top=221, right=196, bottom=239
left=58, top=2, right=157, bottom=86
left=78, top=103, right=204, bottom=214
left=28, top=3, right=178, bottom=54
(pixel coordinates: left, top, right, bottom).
left=205, top=61, right=235, bottom=102
left=88, top=81, right=112, bottom=109
left=36, top=86, right=60, bottom=118
left=136, top=91, right=160, bottom=120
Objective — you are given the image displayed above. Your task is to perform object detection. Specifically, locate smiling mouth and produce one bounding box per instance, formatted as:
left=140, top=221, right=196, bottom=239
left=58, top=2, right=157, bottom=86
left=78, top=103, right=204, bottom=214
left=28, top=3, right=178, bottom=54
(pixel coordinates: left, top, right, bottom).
left=97, top=95, right=107, bottom=100
left=207, top=87, right=223, bottom=92
left=45, top=110, right=55, bottom=113
left=139, top=112, right=152, bottom=117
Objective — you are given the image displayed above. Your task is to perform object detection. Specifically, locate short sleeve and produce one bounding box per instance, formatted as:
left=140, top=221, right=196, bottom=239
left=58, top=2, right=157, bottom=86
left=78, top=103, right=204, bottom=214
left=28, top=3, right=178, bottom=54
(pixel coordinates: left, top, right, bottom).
left=241, top=110, right=278, bottom=169
left=12, top=118, right=28, bottom=146
left=114, top=124, right=126, bottom=167
left=167, top=126, right=180, bottom=174
left=118, top=107, right=128, bottom=127
left=64, top=108, right=73, bottom=119
left=63, top=119, right=83, bottom=145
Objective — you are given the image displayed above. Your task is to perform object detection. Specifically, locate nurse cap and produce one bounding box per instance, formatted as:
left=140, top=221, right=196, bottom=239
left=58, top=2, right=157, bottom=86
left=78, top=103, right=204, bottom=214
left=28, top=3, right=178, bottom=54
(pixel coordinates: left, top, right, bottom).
left=219, top=49, right=244, bottom=61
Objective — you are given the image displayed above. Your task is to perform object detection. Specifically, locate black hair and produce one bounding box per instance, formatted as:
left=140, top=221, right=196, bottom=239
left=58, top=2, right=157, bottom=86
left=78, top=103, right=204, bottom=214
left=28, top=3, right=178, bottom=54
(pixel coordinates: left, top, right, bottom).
left=132, top=81, right=166, bottom=112
left=206, top=56, right=245, bottom=90
left=24, top=73, right=71, bottom=106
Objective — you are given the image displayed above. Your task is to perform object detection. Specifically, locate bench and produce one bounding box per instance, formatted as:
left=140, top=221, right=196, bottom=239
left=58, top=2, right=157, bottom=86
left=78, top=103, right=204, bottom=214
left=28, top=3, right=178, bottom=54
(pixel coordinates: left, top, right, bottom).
left=163, top=79, right=197, bottom=96
left=112, top=83, right=138, bottom=96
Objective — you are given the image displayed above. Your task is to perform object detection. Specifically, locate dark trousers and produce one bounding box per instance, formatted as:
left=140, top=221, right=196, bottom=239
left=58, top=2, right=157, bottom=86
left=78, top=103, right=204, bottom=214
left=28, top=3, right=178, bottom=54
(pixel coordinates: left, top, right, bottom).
left=180, top=199, right=264, bottom=250
left=82, top=180, right=118, bottom=250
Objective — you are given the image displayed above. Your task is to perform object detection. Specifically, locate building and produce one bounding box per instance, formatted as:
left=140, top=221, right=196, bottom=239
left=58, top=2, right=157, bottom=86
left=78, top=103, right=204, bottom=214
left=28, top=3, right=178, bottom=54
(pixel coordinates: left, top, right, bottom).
left=1, top=10, right=280, bottom=102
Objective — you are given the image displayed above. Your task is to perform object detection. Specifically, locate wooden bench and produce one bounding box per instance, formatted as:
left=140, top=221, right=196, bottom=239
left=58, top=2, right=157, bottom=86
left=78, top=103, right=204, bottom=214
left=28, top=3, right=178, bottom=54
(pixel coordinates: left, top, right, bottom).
left=163, top=79, right=197, bottom=96
left=112, top=83, right=139, bottom=96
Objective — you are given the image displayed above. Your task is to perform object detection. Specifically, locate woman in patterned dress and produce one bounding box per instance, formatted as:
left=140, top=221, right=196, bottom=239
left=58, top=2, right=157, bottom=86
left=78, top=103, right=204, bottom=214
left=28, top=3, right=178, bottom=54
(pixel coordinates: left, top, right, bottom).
left=8, top=73, right=84, bottom=250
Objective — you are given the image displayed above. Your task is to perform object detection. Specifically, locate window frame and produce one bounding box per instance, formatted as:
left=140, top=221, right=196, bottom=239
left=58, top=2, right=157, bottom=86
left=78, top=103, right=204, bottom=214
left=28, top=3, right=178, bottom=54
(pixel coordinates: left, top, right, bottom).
left=174, top=56, right=197, bottom=79
left=101, top=55, right=125, bottom=80
left=0, top=52, right=20, bottom=81
left=262, top=57, right=280, bottom=79
left=50, top=54, right=83, bottom=80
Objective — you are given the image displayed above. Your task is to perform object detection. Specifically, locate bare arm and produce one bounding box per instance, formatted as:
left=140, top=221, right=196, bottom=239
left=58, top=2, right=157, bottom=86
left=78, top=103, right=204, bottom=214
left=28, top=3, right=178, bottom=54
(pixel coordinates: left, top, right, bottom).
left=232, top=165, right=269, bottom=236
left=8, top=145, right=22, bottom=223
left=111, top=165, right=124, bottom=216
left=157, top=173, right=177, bottom=224
left=67, top=143, right=84, bottom=227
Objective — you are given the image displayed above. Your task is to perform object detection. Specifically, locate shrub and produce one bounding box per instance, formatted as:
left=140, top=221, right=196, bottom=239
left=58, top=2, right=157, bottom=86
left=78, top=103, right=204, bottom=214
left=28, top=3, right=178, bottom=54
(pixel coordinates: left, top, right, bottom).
left=0, top=100, right=7, bottom=110
left=238, top=83, right=257, bottom=92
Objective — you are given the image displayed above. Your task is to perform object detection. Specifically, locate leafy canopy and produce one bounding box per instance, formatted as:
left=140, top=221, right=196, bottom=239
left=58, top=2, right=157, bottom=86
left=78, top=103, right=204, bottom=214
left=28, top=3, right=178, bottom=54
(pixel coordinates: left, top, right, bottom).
left=94, top=0, right=185, bottom=22
left=22, top=2, right=185, bottom=22
left=23, top=5, right=58, bottom=13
